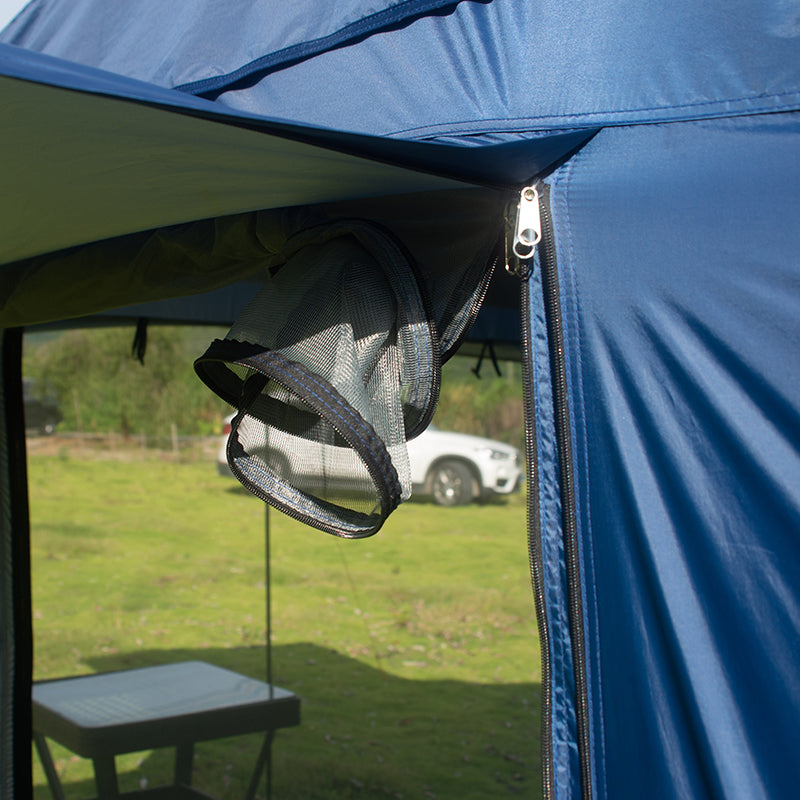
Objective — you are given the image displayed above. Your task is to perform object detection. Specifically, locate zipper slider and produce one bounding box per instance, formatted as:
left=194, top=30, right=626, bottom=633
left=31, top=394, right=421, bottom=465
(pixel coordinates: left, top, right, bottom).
left=514, top=185, right=541, bottom=256
left=506, top=185, right=541, bottom=277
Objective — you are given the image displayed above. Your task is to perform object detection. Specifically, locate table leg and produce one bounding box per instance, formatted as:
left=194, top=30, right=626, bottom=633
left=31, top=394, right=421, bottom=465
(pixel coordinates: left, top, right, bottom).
left=92, top=755, right=119, bottom=799
left=33, top=733, right=66, bottom=800
left=244, top=731, right=274, bottom=800
left=175, top=742, right=194, bottom=786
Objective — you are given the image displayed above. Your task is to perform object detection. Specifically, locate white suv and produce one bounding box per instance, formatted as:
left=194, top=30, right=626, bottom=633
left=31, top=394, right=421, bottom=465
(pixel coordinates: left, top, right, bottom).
left=217, top=417, right=522, bottom=506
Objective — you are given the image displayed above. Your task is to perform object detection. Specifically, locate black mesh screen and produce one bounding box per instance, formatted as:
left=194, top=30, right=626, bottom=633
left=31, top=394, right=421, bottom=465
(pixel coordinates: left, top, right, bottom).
left=196, top=218, right=495, bottom=537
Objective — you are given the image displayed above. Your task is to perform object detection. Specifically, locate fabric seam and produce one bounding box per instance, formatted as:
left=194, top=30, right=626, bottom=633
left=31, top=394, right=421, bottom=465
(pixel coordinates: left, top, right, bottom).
left=390, top=93, right=800, bottom=140
left=175, top=0, right=463, bottom=95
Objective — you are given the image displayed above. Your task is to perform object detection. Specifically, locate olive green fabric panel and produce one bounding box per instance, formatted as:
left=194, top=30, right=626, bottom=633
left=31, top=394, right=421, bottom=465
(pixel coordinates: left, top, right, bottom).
left=0, top=74, right=463, bottom=268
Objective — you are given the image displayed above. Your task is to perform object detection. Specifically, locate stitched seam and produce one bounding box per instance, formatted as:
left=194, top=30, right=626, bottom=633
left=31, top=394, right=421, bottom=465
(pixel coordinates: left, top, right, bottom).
left=390, top=92, right=800, bottom=139
left=176, top=0, right=460, bottom=95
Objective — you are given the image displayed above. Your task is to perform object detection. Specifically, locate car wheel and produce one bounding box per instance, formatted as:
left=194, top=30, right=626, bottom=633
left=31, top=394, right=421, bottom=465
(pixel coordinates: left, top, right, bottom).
left=430, top=460, right=474, bottom=507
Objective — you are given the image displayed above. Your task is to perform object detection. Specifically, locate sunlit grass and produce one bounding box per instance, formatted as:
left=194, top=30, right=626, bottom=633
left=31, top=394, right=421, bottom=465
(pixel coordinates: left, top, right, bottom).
left=28, top=446, right=541, bottom=800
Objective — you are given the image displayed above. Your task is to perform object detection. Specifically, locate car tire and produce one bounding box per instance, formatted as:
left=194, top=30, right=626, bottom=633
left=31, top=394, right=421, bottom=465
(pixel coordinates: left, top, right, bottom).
left=430, top=460, right=474, bottom=507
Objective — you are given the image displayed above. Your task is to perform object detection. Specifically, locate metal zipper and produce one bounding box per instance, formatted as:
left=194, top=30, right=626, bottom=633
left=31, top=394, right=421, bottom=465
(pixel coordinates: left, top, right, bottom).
left=506, top=186, right=552, bottom=800
left=509, top=183, right=592, bottom=800
left=517, top=258, right=554, bottom=800
left=513, top=185, right=542, bottom=260
left=536, top=181, right=593, bottom=800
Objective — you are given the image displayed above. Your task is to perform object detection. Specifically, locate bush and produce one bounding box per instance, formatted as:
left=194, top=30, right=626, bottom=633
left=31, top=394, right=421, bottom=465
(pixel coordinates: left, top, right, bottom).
left=24, top=326, right=230, bottom=439
left=435, top=357, right=524, bottom=452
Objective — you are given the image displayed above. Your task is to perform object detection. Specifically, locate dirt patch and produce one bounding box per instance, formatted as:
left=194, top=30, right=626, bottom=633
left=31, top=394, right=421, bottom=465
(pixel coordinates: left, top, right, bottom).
left=25, top=432, right=220, bottom=463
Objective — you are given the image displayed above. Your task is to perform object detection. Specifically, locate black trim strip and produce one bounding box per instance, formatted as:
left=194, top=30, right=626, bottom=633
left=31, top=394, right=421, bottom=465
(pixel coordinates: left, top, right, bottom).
left=197, top=339, right=402, bottom=537
left=228, top=425, right=389, bottom=538
left=537, top=181, right=593, bottom=800
left=239, top=348, right=402, bottom=509
left=0, top=328, right=33, bottom=798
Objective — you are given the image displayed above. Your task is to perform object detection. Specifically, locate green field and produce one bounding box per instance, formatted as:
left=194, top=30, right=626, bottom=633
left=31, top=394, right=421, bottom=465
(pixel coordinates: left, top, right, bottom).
left=27, top=444, right=541, bottom=799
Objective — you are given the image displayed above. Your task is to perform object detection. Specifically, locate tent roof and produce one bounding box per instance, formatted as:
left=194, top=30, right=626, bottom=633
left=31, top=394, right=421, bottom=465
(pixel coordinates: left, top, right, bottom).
left=5, top=0, right=799, bottom=138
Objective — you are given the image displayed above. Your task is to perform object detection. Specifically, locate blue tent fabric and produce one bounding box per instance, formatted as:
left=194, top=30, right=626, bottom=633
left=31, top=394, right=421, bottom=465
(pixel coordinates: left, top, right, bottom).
left=5, top=0, right=800, bottom=137
left=3, top=0, right=470, bottom=95
left=2, top=1, right=800, bottom=798
left=0, top=41, right=591, bottom=334
left=539, top=115, right=800, bottom=799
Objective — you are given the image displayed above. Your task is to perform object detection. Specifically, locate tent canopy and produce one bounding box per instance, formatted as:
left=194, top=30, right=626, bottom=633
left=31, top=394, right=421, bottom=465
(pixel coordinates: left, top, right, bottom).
left=6, top=0, right=798, bottom=134
left=1, top=1, right=799, bottom=799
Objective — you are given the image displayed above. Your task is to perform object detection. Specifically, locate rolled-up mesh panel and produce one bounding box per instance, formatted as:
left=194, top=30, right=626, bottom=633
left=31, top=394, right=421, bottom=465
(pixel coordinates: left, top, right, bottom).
left=195, top=222, right=439, bottom=537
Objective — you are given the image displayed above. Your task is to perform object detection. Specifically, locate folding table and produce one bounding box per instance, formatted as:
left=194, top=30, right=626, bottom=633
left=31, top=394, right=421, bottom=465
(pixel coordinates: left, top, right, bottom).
left=33, top=660, right=301, bottom=800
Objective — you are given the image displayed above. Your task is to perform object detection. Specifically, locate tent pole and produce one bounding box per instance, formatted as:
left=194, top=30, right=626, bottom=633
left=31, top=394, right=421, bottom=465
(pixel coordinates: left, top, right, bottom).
left=0, top=328, right=33, bottom=800
left=265, top=503, right=274, bottom=799
left=266, top=503, right=272, bottom=694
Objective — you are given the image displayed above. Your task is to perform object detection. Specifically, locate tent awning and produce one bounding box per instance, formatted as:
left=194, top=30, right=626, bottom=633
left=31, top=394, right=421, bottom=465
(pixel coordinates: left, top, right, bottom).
left=0, top=43, right=595, bottom=269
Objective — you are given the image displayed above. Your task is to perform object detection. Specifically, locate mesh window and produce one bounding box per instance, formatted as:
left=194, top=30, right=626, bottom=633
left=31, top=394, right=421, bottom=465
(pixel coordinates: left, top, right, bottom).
left=195, top=218, right=493, bottom=537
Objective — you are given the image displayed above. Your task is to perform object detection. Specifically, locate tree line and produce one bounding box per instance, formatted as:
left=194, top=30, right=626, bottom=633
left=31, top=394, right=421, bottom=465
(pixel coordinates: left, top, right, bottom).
left=24, top=326, right=524, bottom=450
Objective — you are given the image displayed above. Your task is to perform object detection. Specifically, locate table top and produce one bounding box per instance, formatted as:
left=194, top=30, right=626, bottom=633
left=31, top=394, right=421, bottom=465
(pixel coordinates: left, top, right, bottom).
left=33, top=661, right=301, bottom=757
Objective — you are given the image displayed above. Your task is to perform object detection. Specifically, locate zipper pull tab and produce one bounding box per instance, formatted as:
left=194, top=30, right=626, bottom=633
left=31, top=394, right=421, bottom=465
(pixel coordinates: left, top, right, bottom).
left=506, top=185, right=541, bottom=277
left=514, top=186, right=541, bottom=257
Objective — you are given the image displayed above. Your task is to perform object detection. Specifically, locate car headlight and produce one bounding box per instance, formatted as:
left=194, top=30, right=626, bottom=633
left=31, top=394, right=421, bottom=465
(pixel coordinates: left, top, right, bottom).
left=475, top=447, right=512, bottom=461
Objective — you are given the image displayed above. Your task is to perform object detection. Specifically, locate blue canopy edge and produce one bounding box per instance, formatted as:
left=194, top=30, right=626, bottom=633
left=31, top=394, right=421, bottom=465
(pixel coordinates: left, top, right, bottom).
left=0, top=43, right=598, bottom=191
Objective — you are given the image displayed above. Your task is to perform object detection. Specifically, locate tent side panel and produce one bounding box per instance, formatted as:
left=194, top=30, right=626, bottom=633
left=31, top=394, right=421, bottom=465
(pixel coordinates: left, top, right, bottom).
left=548, top=115, right=800, bottom=798
left=0, top=328, right=33, bottom=800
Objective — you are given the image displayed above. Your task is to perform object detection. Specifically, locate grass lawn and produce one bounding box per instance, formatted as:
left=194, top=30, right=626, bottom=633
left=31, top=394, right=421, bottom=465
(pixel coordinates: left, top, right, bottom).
left=27, top=442, right=541, bottom=799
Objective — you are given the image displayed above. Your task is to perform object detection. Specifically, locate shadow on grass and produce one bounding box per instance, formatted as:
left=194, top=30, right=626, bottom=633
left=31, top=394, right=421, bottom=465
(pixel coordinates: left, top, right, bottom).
left=36, top=644, right=541, bottom=800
